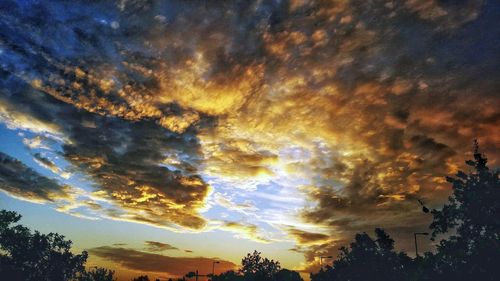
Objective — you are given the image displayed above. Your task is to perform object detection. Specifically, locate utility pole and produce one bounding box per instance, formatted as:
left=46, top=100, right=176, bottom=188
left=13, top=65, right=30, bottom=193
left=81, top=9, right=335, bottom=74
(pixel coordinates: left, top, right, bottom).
left=414, top=232, right=429, bottom=257
left=186, top=269, right=213, bottom=281
left=212, top=261, right=220, bottom=280
left=186, top=260, right=221, bottom=281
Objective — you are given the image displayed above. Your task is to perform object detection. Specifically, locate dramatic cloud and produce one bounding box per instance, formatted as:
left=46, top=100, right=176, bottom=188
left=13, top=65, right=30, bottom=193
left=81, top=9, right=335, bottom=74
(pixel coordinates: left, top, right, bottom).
left=0, top=0, right=498, bottom=274
left=62, top=116, right=211, bottom=230
left=88, top=246, right=236, bottom=278
left=0, top=81, right=212, bottom=229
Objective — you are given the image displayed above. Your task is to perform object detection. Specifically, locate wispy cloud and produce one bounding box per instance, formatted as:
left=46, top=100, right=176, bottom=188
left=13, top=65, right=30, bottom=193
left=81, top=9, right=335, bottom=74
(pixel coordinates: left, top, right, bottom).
left=144, top=241, right=179, bottom=252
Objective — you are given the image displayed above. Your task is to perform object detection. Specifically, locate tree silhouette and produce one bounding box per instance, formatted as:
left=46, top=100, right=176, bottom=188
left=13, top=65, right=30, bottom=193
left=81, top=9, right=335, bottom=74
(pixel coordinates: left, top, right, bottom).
left=309, top=141, right=499, bottom=281
left=275, top=269, right=303, bottom=281
left=0, top=210, right=88, bottom=281
left=210, top=252, right=303, bottom=281
left=428, top=140, right=500, bottom=281
left=77, top=267, right=116, bottom=281
left=310, top=228, right=411, bottom=281
left=212, top=270, right=243, bottom=281
left=240, top=251, right=281, bottom=281
left=132, top=275, right=150, bottom=281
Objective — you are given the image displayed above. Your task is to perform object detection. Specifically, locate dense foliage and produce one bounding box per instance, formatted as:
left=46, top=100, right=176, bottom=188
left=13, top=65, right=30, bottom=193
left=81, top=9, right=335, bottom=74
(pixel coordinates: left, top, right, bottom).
left=77, top=267, right=116, bottom=281
left=212, top=251, right=301, bottom=281
left=426, top=142, right=500, bottom=281
left=312, top=229, right=412, bottom=281
left=0, top=210, right=115, bottom=281
left=241, top=250, right=281, bottom=281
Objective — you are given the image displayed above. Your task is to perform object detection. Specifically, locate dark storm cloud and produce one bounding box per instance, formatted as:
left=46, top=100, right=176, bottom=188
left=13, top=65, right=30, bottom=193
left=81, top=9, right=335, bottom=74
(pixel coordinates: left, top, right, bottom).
left=144, top=241, right=179, bottom=252
left=0, top=152, right=71, bottom=202
left=257, top=0, right=499, bottom=270
left=88, top=246, right=236, bottom=277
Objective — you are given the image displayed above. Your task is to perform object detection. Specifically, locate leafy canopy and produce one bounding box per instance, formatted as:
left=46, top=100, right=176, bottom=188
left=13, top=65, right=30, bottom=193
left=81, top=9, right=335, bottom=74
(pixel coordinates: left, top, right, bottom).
left=0, top=209, right=116, bottom=281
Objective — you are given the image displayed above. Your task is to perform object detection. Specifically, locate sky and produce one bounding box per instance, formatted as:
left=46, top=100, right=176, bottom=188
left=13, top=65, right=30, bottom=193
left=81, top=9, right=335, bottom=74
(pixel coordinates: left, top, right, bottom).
left=0, top=0, right=499, bottom=280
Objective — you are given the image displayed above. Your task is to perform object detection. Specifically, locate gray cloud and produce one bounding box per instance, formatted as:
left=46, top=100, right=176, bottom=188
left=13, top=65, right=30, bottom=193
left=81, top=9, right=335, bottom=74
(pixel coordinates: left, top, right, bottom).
left=144, top=241, right=179, bottom=252
left=88, top=246, right=236, bottom=278
left=286, top=227, right=331, bottom=246
left=0, top=152, right=71, bottom=203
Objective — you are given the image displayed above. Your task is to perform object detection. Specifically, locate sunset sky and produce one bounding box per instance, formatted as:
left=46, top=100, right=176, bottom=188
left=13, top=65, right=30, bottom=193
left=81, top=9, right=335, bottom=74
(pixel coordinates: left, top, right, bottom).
left=0, top=0, right=499, bottom=280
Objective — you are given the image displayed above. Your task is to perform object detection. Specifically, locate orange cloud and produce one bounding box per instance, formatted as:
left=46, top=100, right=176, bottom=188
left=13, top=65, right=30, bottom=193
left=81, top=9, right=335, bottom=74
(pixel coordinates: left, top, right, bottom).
left=88, top=246, right=236, bottom=278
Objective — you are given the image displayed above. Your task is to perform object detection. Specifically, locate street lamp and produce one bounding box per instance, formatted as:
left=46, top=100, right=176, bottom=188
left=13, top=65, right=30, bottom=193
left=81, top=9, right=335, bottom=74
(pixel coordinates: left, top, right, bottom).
left=319, top=256, right=333, bottom=268
left=418, top=199, right=430, bottom=213
left=414, top=232, right=429, bottom=257
left=212, top=261, right=220, bottom=279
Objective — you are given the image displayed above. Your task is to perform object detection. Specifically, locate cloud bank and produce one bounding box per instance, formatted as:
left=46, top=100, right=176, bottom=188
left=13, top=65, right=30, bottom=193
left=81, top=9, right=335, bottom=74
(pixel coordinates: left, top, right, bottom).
left=88, top=246, right=236, bottom=278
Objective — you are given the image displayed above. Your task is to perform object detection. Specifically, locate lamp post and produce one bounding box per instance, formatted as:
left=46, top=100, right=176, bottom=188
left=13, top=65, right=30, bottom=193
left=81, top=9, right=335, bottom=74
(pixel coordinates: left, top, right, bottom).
left=319, top=256, right=333, bottom=268
left=414, top=232, right=429, bottom=257
left=418, top=199, right=430, bottom=213
left=186, top=261, right=220, bottom=281
left=212, top=261, right=220, bottom=280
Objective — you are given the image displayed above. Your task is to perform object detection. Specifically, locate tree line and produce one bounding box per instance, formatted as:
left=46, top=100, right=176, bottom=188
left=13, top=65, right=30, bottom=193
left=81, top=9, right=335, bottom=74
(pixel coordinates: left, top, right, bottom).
left=310, top=142, right=499, bottom=281
left=1, top=142, right=498, bottom=281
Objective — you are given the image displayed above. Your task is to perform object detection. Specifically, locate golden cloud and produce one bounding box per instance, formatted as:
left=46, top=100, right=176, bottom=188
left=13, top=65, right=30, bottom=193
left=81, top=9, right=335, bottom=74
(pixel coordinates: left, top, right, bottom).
left=221, top=221, right=271, bottom=244
left=286, top=227, right=332, bottom=246
left=0, top=0, right=498, bottom=272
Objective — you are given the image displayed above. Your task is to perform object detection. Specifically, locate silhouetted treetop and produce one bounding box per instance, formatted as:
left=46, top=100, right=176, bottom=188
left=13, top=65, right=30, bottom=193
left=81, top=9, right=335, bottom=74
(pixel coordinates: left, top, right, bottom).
left=428, top=141, right=499, bottom=281
left=311, top=142, right=499, bottom=281
left=311, top=228, right=411, bottom=281
left=430, top=140, right=499, bottom=240
left=275, top=269, right=303, bottom=281
left=77, top=267, right=116, bottom=281
left=212, top=270, right=243, bottom=281
left=0, top=210, right=88, bottom=281
left=240, top=250, right=281, bottom=281
left=1, top=210, right=117, bottom=281
left=132, top=275, right=150, bottom=281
